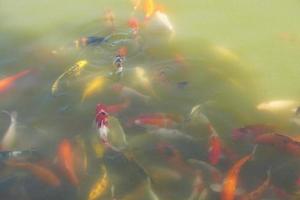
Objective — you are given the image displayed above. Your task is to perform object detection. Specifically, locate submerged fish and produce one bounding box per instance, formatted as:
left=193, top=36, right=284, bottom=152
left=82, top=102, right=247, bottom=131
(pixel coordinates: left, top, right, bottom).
left=51, top=60, right=88, bottom=95
left=221, top=147, right=256, bottom=200
left=104, top=100, right=130, bottom=114
left=135, top=66, right=158, bottom=98
left=187, top=170, right=205, bottom=200
left=1, top=111, right=18, bottom=150
left=239, top=170, right=271, bottom=200
left=5, top=160, right=61, bottom=187
left=0, top=69, right=32, bottom=94
left=57, top=139, right=79, bottom=186
left=232, top=124, right=276, bottom=142
left=255, top=133, right=300, bottom=156
left=143, top=0, right=155, bottom=19
left=88, top=166, right=109, bottom=200
left=0, top=149, right=38, bottom=161
left=111, top=83, right=150, bottom=103
left=81, top=76, right=106, bottom=102
left=130, top=113, right=182, bottom=128
left=155, top=10, right=175, bottom=33
left=95, top=104, right=109, bottom=145
left=256, top=100, right=299, bottom=112
left=107, top=116, right=128, bottom=149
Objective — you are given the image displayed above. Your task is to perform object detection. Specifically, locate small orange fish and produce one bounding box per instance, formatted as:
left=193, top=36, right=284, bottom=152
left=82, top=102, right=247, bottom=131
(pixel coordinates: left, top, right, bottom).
left=57, top=139, right=79, bottom=186
left=239, top=170, right=271, bottom=200
left=221, top=147, right=256, bottom=200
left=0, top=69, right=31, bottom=94
left=6, top=160, right=60, bottom=187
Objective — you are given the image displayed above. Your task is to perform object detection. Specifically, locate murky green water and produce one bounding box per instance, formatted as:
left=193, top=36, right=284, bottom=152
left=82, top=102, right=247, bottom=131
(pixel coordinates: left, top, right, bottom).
left=1, top=0, right=300, bottom=199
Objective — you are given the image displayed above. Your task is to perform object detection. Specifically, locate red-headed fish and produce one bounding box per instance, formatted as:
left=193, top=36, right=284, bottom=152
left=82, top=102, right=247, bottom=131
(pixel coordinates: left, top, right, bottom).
left=0, top=69, right=31, bottom=94
left=95, top=104, right=109, bottom=144
left=239, top=170, right=271, bottom=200
left=232, top=124, right=275, bottom=142
left=255, top=133, right=300, bottom=156
left=57, top=139, right=79, bottom=186
left=128, top=17, right=140, bottom=37
left=5, top=160, right=60, bottom=187
left=221, top=147, right=256, bottom=200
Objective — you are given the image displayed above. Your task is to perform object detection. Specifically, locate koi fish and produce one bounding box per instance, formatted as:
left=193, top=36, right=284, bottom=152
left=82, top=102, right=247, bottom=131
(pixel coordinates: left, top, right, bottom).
left=0, top=149, right=38, bottom=161
left=111, top=83, right=150, bottom=103
left=232, top=124, right=276, bottom=142
left=0, top=69, right=31, bottom=94
left=221, top=147, right=257, bottom=200
left=1, top=111, right=18, bottom=150
left=256, top=100, right=299, bottom=112
left=81, top=76, right=106, bottom=102
left=95, top=104, right=109, bottom=144
left=255, top=133, right=300, bottom=156
left=208, top=124, right=222, bottom=165
left=5, top=160, right=60, bottom=187
left=187, top=170, right=205, bottom=200
left=148, top=128, right=193, bottom=140
left=130, top=113, right=181, bottom=128
left=101, top=100, right=130, bottom=114
left=51, top=60, right=88, bottom=95
left=239, top=170, right=271, bottom=200
left=107, top=116, right=128, bottom=149
left=74, top=135, right=88, bottom=176
left=155, top=10, right=174, bottom=33
left=187, top=159, right=223, bottom=184
left=143, top=0, right=155, bottom=19
left=57, top=139, right=79, bottom=186
left=88, top=166, right=109, bottom=200
left=128, top=17, right=140, bottom=36
left=135, top=66, right=158, bottom=98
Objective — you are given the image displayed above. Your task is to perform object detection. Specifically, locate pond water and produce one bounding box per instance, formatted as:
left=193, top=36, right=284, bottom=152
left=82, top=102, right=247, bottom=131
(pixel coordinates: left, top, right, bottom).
left=1, top=0, right=300, bottom=199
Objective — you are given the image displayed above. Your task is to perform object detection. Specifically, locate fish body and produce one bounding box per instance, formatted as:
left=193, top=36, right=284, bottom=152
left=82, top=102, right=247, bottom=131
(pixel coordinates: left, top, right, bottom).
left=57, top=139, right=79, bottom=186
left=256, top=100, right=299, bottom=112
left=0, top=149, right=37, bottom=161
left=143, top=0, right=155, bottom=19
left=135, top=67, right=158, bottom=98
left=0, top=69, right=31, bottom=94
left=232, top=124, right=275, bottom=142
left=81, top=76, right=106, bottom=102
left=6, top=160, right=60, bottom=187
left=88, top=166, right=109, bottom=200
left=95, top=104, right=109, bottom=144
left=239, top=170, right=271, bottom=200
left=155, top=10, right=174, bottom=32
left=102, top=100, right=130, bottom=114
left=131, top=113, right=181, bottom=128
left=221, top=152, right=254, bottom=200
left=51, top=60, right=88, bottom=95
left=112, top=83, right=150, bottom=103
left=208, top=131, right=222, bottom=165
left=255, top=133, right=300, bottom=156
left=1, top=111, right=18, bottom=150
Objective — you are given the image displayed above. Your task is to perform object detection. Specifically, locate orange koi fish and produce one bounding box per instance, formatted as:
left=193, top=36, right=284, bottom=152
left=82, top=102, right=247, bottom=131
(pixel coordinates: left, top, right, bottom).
left=239, top=170, right=271, bottom=200
left=130, top=113, right=182, bottom=128
left=221, top=146, right=257, bottom=200
left=0, top=69, right=31, bottom=94
left=207, top=124, right=222, bottom=165
left=102, top=100, right=130, bottom=114
left=57, top=139, right=79, bottom=186
left=143, top=0, right=155, bottom=19
left=5, top=160, right=60, bottom=187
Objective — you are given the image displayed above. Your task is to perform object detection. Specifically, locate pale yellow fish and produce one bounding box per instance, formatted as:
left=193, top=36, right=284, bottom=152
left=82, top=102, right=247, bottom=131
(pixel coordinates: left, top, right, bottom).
left=213, top=45, right=240, bottom=62
left=51, top=60, right=88, bottom=95
left=135, top=67, right=158, bottom=99
left=81, top=76, right=106, bottom=102
left=108, top=116, right=128, bottom=149
left=256, top=100, right=299, bottom=112
left=91, top=134, right=105, bottom=158
left=74, top=135, right=88, bottom=176
left=155, top=11, right=174, bottom=33
left=88, top=166, right=109, bottom=200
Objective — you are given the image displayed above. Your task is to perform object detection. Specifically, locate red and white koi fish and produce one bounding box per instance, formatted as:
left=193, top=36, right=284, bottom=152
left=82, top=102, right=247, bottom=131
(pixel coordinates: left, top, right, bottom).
left=95, top=104, right=109, bottom=145
left=0, top=69, right=32, bottom=94
left=1, top=111, right=18, bottom=150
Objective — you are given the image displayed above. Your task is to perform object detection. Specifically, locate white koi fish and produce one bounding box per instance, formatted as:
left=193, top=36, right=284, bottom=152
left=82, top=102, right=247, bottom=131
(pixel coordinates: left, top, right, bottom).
left=2, top=111, right=18, bottom=149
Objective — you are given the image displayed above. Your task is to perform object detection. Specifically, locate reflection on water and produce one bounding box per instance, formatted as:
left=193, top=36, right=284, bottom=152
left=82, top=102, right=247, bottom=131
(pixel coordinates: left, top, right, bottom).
left=1, top=0, right=300, bottom=199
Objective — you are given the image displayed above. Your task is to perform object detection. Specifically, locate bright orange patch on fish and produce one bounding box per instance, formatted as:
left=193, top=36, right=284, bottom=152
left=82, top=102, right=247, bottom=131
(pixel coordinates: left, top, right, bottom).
left=208, top=133, right=222, bottom=165
left=221, top=152, right=254, bottom=200
left=57, top=139, right=79, bottom=186
left=143, top=0, right=155, bottom=19
left=0, top=69, right=31, bottom=94
left=6, top=160, right=60, bottom=187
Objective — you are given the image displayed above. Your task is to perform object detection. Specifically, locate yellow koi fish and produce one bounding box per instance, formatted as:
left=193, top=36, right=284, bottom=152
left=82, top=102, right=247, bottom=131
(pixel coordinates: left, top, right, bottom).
left=81, top=76, right=106, bottom=102
left=51, top=60, right=88, bottom=95
left=88, top=166, right=109, bottom=200
left=143, top=0, right=155, bottom=19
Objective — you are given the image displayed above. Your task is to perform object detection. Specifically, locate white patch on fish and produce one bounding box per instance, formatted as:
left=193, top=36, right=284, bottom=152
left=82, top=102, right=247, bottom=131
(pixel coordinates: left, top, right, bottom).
left=256, top=100, right=299, bottom=112
left=1, top=111, right=18, bottom=150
